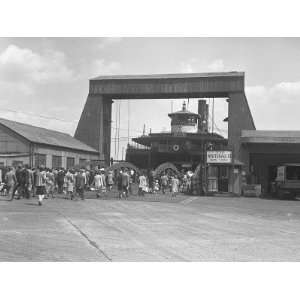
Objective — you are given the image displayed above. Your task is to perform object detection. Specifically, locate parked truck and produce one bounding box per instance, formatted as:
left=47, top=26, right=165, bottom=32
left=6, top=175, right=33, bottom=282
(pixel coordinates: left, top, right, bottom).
left=271, top=163, right=300, bottom=199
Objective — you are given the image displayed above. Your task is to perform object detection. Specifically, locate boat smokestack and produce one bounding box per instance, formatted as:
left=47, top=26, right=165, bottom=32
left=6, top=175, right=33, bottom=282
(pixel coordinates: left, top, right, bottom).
left=198, top=99, right=208, bottom=133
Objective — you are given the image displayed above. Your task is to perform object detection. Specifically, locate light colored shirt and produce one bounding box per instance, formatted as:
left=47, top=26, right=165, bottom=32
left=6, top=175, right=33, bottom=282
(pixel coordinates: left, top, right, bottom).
left=94, top=174, right=102, bottom=189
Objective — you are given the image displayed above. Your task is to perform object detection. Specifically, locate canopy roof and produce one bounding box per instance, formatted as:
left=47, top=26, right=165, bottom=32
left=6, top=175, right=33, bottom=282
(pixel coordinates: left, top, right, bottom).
left=91, top=71, right=244, bottom=81
left=241, top=130, right=300, bottom=144
left=133, top=132, right=226, bottom=147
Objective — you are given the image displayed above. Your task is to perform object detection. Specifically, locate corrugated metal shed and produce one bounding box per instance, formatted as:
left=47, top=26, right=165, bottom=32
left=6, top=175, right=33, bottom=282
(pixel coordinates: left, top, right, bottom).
left=0, top=118, right=98, bottom=153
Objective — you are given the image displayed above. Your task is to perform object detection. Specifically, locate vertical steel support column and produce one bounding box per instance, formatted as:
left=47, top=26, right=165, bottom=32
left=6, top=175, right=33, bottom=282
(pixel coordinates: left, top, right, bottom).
left=228, top=92, right=255, bottom=193
left=75, top=94, right=105, bottom=161
left=103, top=98, right=113, bottom=165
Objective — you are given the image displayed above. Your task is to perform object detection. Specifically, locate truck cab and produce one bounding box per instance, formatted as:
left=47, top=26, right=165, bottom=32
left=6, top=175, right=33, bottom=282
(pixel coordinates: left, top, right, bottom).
left=271, top=163, right=300, bottom=199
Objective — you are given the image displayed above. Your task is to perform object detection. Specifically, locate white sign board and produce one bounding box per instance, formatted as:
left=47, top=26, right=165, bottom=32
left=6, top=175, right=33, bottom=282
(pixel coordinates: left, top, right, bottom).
left=207, top=151, right=232, bottom=164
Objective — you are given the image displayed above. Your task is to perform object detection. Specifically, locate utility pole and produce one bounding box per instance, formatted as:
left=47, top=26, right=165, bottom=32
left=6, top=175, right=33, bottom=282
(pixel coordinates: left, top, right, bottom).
left=117, top=102, right=121, bottom=160
left=114, top=102, right=118, bottom=158
left=212, top=97, right=215, bottom=134
left=127, top=99, right=130, bottom=145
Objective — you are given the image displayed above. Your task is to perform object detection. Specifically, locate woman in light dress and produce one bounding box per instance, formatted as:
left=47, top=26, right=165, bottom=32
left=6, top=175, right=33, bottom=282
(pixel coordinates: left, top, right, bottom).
left=65, top=170, right=75, bottom=200
left=171, top=175, right=180, bottom=197
left=45, top=169, right=55, bottom=199
left=93, top=171, right=104, bottom=198
left=138, top=173, right=148, bottom=196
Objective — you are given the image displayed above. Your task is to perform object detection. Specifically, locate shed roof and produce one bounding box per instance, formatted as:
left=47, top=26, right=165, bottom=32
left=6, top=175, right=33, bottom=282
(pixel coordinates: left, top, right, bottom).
left=0, top=118, right=99, bottom=153
left=241, top=130, right=300, bottom=144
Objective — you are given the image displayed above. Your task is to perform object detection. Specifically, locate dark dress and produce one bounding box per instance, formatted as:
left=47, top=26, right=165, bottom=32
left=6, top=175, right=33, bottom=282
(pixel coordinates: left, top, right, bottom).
left=117, top=174, right=123, bottom=191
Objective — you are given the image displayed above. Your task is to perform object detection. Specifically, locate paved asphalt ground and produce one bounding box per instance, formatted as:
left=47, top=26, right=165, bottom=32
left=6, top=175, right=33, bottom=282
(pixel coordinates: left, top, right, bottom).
left=1, top=190, right=300, bottom=261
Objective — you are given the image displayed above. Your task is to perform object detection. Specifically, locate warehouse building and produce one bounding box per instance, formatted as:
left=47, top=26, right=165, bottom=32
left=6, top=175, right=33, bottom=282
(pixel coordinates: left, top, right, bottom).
left=0, top=118, right=99, bottom=169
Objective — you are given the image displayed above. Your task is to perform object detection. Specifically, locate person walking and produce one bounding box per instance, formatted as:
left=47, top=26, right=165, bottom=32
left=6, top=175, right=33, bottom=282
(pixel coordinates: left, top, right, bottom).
left=121, top=168, right=130, bottom=198
left=57, top=168, right=65, bottom=194
left=107, top=170, right=114, bottom=191
left=5, top=167, right=17, bottom=200
left=160, top=172, right=169, bottom=194
left=100, top=169, right=106, bottom=194
left=65, top=170, right=75, bottom=200
left=11, top=165, right=23, bottom=200
left=148, top=170, right=154, bottom=193
left=35, top=166, right=47, bottom=206
left=138, top=173, right=147, bottom=196
left=27, top=166, right=34, bottom=198
left=45, top=169, right=55, bottom=199
left=171, top=175, right=180, bottom=197
left=117, top=170, right=123, bottom=199
left=128, top=169, right=134, bottom=195
left=93, top=171, right=103, bottom=198
left=75, top=169, right=85, bottom=200
left=22, top=165, right=31, bottom=199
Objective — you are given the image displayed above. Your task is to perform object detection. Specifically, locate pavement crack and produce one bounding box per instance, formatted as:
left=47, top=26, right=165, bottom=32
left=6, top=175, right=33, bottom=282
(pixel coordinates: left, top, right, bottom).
left=67, top=218, right=112, bottom=261
left=53, top=209, right=112, bottom=261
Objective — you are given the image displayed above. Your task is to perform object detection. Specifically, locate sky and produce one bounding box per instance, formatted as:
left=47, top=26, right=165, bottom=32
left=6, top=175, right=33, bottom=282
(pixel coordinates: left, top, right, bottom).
left=1, top=37, right=300, bottom=159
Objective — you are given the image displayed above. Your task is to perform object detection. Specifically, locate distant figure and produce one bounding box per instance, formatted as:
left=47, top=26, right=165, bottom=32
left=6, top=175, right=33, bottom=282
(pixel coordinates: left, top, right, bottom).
left=65, top=170, right=75, bottom=200
left=35, top=166, right=47, bottom=206
left=27, top=166, right=34, bottom=198
left=171, top=176, right=180, bottom=197
left=186, top=171, right=193, bottom=194
left=153, top=180, right=160, bottom=193
left=160, top=172, right=168, bottom=194
left=148, top=170, right=154, bottom=193
left=57, top=169, right=65, bottom=194
left=93, top=171, right=103, bottom=198
left=75, top=170, right=85, bottom=200
left=23, top=165, right=31, bottom=199
left=100, top=170, right=106, bottom=194
left=117, top=170, right=123, bottom=199
left=11, top=165, right=23, bottom=200
left=5, top=167, right=16, bottom=200
left=128, top=169, right=134, bottom=195
left=107, top=170, right=114, bottom=191
left=45, top=169, right=55, bottom=199
left=121, top=168, right=130, bottom=198
left=138, top=173, right=147, bottom=196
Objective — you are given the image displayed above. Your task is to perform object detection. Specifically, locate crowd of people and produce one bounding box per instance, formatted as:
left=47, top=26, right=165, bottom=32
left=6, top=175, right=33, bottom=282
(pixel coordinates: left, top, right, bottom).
left=136, top=169, right=196, bottom=197
left=0, top=164, right=202, bottom=205
left=0, top=165, right=113, bottom=205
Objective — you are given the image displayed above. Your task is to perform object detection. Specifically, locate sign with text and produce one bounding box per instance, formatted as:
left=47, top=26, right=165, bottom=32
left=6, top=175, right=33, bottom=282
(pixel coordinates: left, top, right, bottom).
left=207, top=151, right=232, bottom=164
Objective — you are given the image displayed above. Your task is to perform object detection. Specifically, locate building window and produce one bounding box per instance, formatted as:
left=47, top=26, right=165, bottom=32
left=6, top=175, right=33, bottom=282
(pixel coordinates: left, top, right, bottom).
left=35, top=153, right=46, bottom=168
left=52, top=155, right=62, bottom=169
left=79, top=158, right=86, bottom=167
left=66, top=157, right=75, bottom=169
